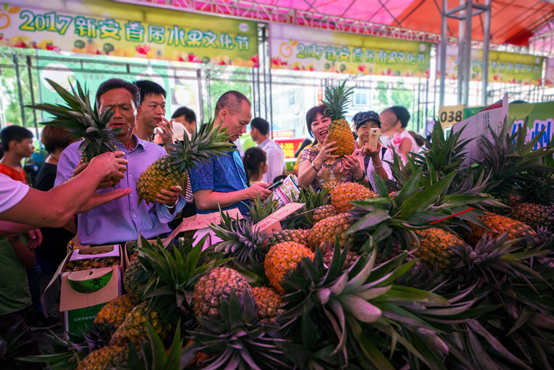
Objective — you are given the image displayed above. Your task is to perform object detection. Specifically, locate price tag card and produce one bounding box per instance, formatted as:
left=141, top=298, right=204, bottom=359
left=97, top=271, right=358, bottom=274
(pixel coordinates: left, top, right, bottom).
left=439, top=104, right=465, bottom=127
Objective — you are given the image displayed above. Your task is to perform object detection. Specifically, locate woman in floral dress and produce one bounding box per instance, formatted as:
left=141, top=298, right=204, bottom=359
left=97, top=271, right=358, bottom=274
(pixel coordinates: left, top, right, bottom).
left=298, top=105, right=367, bottom=191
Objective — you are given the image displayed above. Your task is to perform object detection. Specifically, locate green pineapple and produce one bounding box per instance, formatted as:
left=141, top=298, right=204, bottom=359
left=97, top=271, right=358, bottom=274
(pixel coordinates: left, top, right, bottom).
left=28, top=78, right=122, bottom=184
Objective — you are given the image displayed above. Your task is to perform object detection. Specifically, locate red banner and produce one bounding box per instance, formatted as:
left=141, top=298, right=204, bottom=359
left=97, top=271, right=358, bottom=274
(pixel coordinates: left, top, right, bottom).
left=276, top=138, right=305, bottom=159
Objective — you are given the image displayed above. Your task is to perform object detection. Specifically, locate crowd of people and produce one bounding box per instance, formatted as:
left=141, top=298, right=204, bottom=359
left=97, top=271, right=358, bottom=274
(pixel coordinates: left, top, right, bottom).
left=0, top=77, right=422, bottom=369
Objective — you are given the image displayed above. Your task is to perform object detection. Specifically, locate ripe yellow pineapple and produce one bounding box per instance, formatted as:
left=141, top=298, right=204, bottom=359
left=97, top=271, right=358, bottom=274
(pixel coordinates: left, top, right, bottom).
left=308, top=213, right=352, bottom=252
left=137, top=120, right=234, bottom=204
left=331, top=182, right=377, bottom=213
left=192, top=267, right=253, bottom=320
left=415, top=228, right=463, bottom=274
left=312, top=205, right=338, bottom=224
left=511, top=203, right=554, bottom=229
left=77, top=345, right=128, bottom=370
left=323, top=81, right=356, bottom=156
left=268, top=229, right=309, bottom=247
left=252, top=286, right=285, bottom=323
left=464, top=213, right=537, bottom=246
left=109, top=301, right=173, bottom=347
left=93, top=294, right=135, bottom=329
left=264, top=242, right=314, bottom=294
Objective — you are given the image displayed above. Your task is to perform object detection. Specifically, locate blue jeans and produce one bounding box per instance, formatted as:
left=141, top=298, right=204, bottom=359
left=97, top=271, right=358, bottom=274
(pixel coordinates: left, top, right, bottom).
left=26, top=259, right=43, bottom=316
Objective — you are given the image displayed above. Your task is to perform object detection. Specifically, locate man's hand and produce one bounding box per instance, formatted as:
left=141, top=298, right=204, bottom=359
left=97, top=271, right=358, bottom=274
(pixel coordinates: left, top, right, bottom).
left=24, top=229, right=43, bottom=250
left=244, top=183, right=272, bottom=201
left=156, top=185, right=182, bottom=206
left=157, top=118, right=174, bottom=145
left=88, top=152, right=128, bottom=187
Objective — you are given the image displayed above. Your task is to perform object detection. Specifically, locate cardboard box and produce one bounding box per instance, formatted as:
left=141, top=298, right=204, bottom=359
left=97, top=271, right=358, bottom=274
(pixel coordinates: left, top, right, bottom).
left=42, top=245, right=124, bottom=335
left=164, top=209, right=243, bottom=248
left=254, top=202, right=305, bottom=236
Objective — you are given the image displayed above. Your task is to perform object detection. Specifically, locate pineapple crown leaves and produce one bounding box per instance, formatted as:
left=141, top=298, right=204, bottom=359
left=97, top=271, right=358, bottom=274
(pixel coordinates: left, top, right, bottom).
left=209, top=207, right=267, bottom=263
left=245, top=193, right=276, bottom=224
left=184, top=290, right=291, bottom=370
left=27, top=78, right=121, bottom=158
left=279, top=242, right=451, bottom=369
left=479, top=116, right=554, bottom=198
left=167, top=119, right=235, bottom=174
left=19, top=329, right=91, bottom=367
left=451, top=233, right=551, bottom=290
left=126, top=321, right=182, bottom=370
left=137, top=235, right=230, bottom=309
left=322, top=80, right=354, bottom=121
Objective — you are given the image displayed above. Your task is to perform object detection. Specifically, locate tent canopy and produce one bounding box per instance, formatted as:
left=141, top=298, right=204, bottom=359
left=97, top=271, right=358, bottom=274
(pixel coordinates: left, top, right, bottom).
left=255, top=0, right=554, bottom=46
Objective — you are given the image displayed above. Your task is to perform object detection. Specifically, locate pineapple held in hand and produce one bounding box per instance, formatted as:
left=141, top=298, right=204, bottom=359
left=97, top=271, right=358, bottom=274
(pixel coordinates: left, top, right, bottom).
left=323, top=81, right=355, bottom=157
left=137, top=120, right=234, bottom=204
left=28, top=78, right=122, bottom=183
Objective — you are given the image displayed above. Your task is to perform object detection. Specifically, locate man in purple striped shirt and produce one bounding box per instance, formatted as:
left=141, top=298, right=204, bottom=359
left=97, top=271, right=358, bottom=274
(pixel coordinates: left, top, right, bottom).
left=55, top=78, right=185, bottom=245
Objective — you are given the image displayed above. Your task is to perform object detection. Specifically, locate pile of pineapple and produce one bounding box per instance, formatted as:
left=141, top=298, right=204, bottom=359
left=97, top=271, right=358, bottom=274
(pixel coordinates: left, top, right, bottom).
left=27, top=82, right=554, bottom=369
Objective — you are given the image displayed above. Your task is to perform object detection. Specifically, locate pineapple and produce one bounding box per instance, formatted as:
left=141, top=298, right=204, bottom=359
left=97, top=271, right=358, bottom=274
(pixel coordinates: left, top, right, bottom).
left=308, top=213, right=352, bottom=252
left=414, top=228, right=463, bottom=274
left=312, top=205, right=338, bottom=223
left=252, top=286, right=284, bottom=323
left=93, top=294, right=134, bottom=329
left=28, top=79, right=123, bottom=184
left=192, top=267, right=253, bottom=320
left=264, top=242, right=314, bottom=294
left=123, top=254, right=150, bottom=303
left=77, top=345, right=127, bottom=370
left=137, top=119, right=234, bottom=204
left=511, top=203, right=554, bottom=229
left=109, top=301, right=173, bottom=346
left=322, top=247, right=359, bottom=270
left=322, top=80, right=355, bottom=157
left=331, top=182, right=377, bottom=213
left=268, top=229, right=309, bottom=247
left=464, top=213, right=537, bottom=246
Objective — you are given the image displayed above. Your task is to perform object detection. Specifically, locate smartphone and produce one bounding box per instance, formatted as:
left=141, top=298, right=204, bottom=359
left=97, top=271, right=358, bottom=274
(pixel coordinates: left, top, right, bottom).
left=266, top=179, right=284, bottom=191
left=368, top=128, right=381, bottom=148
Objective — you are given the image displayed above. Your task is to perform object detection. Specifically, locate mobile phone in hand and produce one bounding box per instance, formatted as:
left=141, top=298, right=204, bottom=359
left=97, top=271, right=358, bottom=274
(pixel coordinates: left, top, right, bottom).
left=266, top=180, right=284, bottom=191
left=368, top=128, right=381, bottom=148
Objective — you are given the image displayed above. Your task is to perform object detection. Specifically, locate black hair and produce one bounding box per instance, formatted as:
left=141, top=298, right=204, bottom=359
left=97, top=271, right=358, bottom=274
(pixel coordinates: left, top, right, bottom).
left=41, top=126, right=71, bottom=154
left=171, top=106, right=197, bottom=123
left=250, top=117, right=270, bottom=136
left=96, top=78, right=140, bottom=109
left=134, top=80, right=166, bottom=105
left=295, top=138, right=313, bottom=158
left=272, top=174, right=287, bottom=184
left=409, top=131, right=425, bottom=147
left=385, top=106, right=411, bottom=128
left=305, top=105, right=327, bottom=144
left=243, top=147, right=266, bottom=181
left=1, top=125, right=33, bottom=151
left=214, top=91, right=250, bottom=118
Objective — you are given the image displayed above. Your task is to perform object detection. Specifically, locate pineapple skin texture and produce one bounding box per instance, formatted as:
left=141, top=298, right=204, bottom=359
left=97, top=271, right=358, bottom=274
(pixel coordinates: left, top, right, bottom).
left=136, top=155, right=183, bottom=203
left=252, top=286, right=285, bottom=323
left=124, top=256, right=144, bottom=303
left=192, top=267, right=253, bottom=320
left=93, top=294, right=135, bottom=329
left=511, top=202, right=554, bottom=229
left=313, top=205, right=338, bottom=224
left=308, top=213, right=352, bottom=252
left=77, top=345, right=127, bottom=370
left=331, top=182, right=377, bottom=213
left=415, top=228, right=462, bottom=274
left=265, top=242, right=314, bottom=294
left=268, top=229, right=310, bottom=247
left=109, top=301, right=171, bottom=346
left=465, top=213, right=536, bottom=246
left=328, top=118, right=356, bottom=157
left=323, top=248, right=359, bottom=270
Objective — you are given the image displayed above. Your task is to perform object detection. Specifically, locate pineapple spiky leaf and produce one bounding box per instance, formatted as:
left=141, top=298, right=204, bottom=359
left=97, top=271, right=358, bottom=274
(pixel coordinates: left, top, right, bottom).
left=322, top=80, right=354, bottom=121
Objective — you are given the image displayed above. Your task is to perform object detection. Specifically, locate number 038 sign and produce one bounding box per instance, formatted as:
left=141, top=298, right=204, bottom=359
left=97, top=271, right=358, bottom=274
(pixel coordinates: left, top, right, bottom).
left=439, top=105, right=465, bottom=128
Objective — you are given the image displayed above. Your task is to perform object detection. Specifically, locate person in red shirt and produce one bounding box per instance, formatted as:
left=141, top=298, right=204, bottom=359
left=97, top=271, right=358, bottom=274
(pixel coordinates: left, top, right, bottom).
left=0, top=125, right=33, bottom=183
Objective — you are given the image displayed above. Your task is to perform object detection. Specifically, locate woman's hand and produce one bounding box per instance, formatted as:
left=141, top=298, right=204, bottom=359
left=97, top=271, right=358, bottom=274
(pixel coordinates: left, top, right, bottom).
left=362, top=141, right=382, bottom=161
left=314, top=136, right=338, bottom=167
left=343, top=149, right=364, bottom=179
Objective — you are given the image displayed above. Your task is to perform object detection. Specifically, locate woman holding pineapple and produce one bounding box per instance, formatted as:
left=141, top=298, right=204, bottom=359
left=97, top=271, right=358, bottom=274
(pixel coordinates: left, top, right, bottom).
left=298, top=99, right=368, bottom=191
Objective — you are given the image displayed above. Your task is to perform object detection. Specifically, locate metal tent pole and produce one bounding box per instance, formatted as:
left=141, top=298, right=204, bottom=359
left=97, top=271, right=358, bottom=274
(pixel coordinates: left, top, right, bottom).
left=439, top=0, right=447, bottom=107
left=457, top=0, right=465, bottom=105
left=462, top=0, right=472, bottom=106
left=481, top=0, right=491, bottom=106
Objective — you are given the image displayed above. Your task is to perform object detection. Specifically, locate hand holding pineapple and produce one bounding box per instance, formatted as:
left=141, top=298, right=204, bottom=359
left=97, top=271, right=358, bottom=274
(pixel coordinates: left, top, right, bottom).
left=154, top=185, right=182, bottom=206
left=70, top=151, right=128, bottom=189
left=313, top=135, right=339, bottom=169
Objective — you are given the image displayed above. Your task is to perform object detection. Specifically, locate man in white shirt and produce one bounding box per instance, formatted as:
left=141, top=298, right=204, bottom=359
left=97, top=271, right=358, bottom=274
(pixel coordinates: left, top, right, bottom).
left=250, top=117, right=285, bottom=184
